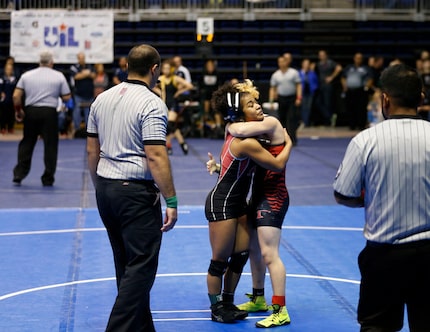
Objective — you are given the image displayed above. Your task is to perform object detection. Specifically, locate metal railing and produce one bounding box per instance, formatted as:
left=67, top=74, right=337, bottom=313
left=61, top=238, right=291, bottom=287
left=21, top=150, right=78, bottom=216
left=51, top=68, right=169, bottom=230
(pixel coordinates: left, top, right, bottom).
left=0, top=0, right=428, bottom=20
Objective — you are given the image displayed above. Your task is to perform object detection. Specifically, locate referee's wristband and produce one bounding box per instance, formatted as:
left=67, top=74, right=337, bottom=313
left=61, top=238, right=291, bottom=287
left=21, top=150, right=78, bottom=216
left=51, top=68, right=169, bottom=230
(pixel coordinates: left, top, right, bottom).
left=165, top=196, right=178, bottom=208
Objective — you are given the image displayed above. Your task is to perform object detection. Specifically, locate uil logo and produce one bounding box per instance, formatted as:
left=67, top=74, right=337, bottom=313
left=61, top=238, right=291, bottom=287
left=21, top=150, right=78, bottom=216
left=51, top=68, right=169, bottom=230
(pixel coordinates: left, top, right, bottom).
left=44, top=23, right=79, bottom=47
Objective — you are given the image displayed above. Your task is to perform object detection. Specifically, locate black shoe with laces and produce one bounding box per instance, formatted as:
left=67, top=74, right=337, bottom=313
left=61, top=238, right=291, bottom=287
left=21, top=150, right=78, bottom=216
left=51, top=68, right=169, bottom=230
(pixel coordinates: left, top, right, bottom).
left=210, top=302, right=237, bottom=323
left=222, top=301, right=248, bottom=320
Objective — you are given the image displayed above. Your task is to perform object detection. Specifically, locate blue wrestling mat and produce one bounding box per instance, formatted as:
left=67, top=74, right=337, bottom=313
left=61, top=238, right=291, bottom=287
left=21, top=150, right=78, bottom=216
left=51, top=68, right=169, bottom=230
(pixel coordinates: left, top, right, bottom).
left=0, top=137, right=409, bottom=331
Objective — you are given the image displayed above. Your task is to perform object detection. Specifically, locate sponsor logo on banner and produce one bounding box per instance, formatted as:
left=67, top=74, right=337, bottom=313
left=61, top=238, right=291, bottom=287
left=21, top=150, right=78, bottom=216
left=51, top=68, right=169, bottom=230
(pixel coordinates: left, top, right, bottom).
left=44, top=25, right=79, bottom=47
left=10, top=10, right=113, bottom=64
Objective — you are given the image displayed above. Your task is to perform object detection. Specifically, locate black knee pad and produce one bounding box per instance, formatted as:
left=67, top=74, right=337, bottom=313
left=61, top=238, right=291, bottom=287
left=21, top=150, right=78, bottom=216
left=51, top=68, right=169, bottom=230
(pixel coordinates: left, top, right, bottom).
left=167, top=121, right=176, bottom=134
left=228, top=250, right=249, bottom=274
left=208, top=260, right=228, bottom=278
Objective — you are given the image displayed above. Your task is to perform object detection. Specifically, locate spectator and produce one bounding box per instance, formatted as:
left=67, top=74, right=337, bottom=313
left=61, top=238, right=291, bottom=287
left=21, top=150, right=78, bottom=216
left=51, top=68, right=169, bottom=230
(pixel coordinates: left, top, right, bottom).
left=70, top=52, right=95, bottom=134
left=58, top=97, right=74, bottom=138
left=86, top=44, right=178, bottom=332
left=333, top=64, right=430, bottom=332
left=368, top=55, right=385, bottom=92
left=341, top=52, right=373, bottom=130
left=0, top=56, right=21, bottom=80
left=389, top=58, right=403, bottom=67
left=268, top=53, right=302, bottom=145
left=315, top=49, right=342, bottom=126
left=366, top=87, right=383, bottom=127
left=200, top=59, right=223, bottom=138
left=93, top=63, right=109, bottom=98
left=298, top=58, right=318, bottom=127
left=154, top=59, right=193, bottom=155
left=172, top=55, right=199, bottom=136
left=0, top=62, right=18, bottom=134
left=418, top=58, right=430, bottom=120
left=415, top=49, right=429, bottom=75
left=172, top=55, right=192, bottom=84
left=112, top=56, right=128, bottom=85
left=12, top=50, right=71, bottom=186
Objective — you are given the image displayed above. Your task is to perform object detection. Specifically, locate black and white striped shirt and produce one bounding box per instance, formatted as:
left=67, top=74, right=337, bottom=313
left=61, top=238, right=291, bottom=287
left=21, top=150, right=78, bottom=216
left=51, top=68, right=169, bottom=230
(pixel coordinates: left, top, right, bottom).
left=87, top=79, right=168, bottom=181
left=16, top=67, right=70, bottom=108
left=333, top=116, right=430, bottom=244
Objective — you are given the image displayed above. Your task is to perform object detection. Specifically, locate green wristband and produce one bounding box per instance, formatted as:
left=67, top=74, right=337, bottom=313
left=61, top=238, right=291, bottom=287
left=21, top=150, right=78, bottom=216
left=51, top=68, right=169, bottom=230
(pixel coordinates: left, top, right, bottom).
left=165, top=196, right=178, bottom=208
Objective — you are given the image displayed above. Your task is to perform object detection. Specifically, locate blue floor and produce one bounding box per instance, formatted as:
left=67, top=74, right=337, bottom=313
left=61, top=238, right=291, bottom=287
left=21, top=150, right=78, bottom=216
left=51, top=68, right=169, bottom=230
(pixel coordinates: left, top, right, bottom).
left=0, top=137, right=408, bottom=331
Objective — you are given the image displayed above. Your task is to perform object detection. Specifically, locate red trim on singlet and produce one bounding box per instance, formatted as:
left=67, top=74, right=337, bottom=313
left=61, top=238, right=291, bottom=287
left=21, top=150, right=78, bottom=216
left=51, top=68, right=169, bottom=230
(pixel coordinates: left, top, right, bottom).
left=254, top=143, right=288, bottom=211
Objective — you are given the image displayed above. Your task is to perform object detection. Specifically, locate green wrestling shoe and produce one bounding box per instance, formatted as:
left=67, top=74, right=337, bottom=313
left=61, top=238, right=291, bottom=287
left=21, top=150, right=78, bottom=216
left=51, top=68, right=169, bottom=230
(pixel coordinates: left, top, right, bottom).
left=237, top=293, right=269, bottom=312
left=255, top=304, right=291, bottom=328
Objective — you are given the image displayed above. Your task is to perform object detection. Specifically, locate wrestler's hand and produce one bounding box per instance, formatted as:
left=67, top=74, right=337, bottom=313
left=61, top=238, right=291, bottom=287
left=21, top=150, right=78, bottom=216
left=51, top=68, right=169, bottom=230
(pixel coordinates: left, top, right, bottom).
left=206, top=152, right=219, bottom=175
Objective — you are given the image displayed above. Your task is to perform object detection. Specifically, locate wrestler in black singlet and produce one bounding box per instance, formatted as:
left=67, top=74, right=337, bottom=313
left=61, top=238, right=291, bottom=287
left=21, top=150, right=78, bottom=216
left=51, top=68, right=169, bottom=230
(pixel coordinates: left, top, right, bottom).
left=205, top=133, right=255, bottom=222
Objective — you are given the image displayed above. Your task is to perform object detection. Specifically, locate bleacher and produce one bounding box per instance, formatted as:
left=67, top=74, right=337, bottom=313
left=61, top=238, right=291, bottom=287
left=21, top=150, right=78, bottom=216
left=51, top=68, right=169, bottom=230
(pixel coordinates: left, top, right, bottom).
left=0, top=1, right=429, bottom=84
left=108, top=19, right=429, bottom=85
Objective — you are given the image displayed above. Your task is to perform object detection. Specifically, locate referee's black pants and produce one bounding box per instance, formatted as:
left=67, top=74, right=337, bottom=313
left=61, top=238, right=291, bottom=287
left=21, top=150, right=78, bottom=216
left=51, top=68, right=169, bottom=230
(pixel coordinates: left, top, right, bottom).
left=96, top=177, right=162, bottom=332
left=357, top=240, right=430, bottom=332
left=13, top=106, right=58, bottom=185
left=277, top=95, right=299, bottom=145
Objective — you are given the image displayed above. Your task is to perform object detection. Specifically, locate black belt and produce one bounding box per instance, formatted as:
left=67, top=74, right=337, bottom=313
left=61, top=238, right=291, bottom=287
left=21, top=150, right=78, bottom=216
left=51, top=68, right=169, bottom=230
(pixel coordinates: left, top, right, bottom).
left=367, top=239, right=430, bottom=248
left=128, top=179, right=154, bottom=185
left=278, top=94, right=295, bottom=98
left=97, top=176, right=154, bottom=185
left=25, top=105, right=56, bottom=109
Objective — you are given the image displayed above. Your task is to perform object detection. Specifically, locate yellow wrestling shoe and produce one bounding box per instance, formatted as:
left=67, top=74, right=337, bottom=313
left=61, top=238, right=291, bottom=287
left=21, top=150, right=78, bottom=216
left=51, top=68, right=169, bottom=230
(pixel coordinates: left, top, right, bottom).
left=255, top=304, right=291, bottom=328
left=237, top=293, right=269, bottom=312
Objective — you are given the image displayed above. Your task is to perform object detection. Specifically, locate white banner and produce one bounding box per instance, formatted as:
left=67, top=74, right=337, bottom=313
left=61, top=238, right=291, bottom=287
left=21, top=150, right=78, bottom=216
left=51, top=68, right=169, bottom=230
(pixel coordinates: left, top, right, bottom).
left=10, top=10, right=114, bottom=64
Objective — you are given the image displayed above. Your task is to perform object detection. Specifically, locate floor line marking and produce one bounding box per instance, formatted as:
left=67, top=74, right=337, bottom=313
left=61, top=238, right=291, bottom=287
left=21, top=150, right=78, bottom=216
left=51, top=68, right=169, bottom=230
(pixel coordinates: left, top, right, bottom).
left=59, top=152, right=91, bottom=332
left=0, top=273, right=359, bottom=302
left=152, top=317, right=266, bottom=322
left=0, top=225, right=362, bottom=237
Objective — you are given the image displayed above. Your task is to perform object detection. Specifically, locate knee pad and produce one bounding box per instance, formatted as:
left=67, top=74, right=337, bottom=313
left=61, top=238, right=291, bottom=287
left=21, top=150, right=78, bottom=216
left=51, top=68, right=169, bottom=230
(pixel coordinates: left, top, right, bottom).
left=208, top=260, right=228, bottom=278
left=228, top=250, right=249, bottom=274
left=167, top=121, right=176, bottom=134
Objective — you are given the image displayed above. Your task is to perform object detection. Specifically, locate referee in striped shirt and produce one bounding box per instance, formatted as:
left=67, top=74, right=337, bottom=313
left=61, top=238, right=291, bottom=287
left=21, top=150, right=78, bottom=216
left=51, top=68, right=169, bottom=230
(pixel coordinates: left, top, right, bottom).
left=12, top=50, right=71, bottom=186
left=87, top=44, right=178, bottom=332
left=334, top=64, right=430, bottom=332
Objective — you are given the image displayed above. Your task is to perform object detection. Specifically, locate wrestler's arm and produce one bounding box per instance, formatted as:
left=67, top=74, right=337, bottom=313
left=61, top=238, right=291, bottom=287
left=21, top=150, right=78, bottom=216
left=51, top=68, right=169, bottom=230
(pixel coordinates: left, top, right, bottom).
left=228, top=116, right=277, bottom=138
left=236, top=129, right=292, bottom=172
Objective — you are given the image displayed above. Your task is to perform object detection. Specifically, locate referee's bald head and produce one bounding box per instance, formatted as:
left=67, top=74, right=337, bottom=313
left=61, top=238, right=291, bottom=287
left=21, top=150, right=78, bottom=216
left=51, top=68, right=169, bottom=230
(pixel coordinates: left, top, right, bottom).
left=127, top=44, right=161, bottom=77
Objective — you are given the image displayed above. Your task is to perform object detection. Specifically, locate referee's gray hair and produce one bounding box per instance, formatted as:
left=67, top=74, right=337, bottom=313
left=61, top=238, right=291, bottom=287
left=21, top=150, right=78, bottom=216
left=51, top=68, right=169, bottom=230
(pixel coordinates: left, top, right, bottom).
left=39, top=50, right=54, bottom=65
